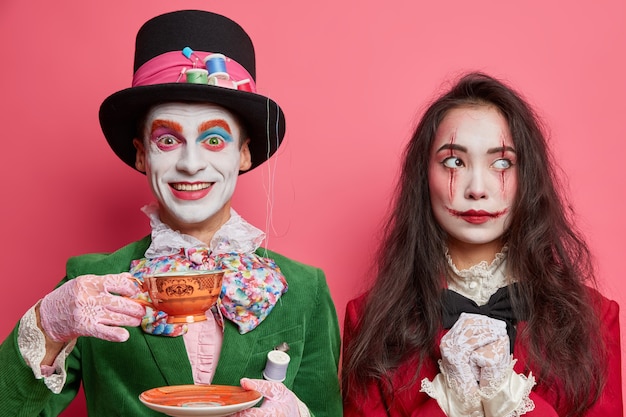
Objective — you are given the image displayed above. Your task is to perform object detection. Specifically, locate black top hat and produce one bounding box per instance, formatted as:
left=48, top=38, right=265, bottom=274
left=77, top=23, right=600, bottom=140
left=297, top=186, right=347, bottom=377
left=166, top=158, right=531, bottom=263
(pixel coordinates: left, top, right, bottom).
left=99, top=10, right=285, bottom=172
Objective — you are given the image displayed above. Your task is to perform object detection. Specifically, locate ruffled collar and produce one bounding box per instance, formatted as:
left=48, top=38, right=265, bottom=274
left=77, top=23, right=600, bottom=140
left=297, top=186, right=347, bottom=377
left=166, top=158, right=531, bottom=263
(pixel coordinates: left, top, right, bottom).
left=445, top=247, right=510, bottom=306
left=445, top=246, right=508, bottom=279
left=143, top=202, right=265, bottom=257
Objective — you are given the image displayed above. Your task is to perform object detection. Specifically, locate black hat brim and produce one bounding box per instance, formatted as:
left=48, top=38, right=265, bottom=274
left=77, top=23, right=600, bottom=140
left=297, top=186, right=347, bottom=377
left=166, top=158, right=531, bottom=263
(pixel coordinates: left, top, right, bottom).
left=99, top=82, right=285, bottom=172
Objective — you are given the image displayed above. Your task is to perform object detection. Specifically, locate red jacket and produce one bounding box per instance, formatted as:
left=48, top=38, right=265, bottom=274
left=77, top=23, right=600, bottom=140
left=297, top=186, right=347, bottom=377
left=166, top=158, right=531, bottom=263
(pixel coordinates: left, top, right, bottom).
left=342, top=288, right=622, bottom=416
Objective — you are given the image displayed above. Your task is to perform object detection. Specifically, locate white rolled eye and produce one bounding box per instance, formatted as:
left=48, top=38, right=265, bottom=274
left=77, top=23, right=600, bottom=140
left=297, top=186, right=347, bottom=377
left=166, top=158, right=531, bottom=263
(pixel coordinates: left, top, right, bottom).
left=492, top=159, right=512, bottom=169
left=442, top=156, right=464, bottom=168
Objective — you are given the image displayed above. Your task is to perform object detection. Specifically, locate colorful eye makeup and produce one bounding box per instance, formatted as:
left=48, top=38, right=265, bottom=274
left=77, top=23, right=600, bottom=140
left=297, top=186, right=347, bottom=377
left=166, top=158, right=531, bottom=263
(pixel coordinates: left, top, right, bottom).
left=149, top=119, right=234, bottom=152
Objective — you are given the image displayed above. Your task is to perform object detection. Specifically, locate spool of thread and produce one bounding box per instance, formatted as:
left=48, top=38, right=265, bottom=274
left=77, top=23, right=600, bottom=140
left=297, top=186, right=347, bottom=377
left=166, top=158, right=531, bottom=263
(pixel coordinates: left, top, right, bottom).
left=185, top=68, right=209, bottom=84
left=204, top=54, right=229, bottom=80
left=263, top=350, right=290, bottom=382
left=208, top=76, right=237, bottom=90
left=234, top=79, right=252, bottom=92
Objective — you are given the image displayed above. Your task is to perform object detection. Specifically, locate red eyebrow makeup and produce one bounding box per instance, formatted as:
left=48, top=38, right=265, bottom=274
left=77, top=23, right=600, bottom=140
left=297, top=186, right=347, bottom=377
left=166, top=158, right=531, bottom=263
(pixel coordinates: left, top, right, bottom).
left=199, top=119, right=231, bottom=134
left=150, top=119, right=183, bottom=134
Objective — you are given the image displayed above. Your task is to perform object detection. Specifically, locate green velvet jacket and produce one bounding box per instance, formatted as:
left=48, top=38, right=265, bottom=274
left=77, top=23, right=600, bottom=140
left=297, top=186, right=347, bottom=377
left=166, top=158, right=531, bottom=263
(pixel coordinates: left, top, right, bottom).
left=0, top=236, right=342, bottom=417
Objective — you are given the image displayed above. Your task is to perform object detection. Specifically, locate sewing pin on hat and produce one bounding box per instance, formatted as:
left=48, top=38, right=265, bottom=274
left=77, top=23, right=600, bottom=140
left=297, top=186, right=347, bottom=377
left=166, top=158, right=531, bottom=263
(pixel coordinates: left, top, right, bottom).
left=182, top=47, right=204, bottom=68
left=174, top=67, right=187, bottom=83
left=263, top=342, right=290, bottom=382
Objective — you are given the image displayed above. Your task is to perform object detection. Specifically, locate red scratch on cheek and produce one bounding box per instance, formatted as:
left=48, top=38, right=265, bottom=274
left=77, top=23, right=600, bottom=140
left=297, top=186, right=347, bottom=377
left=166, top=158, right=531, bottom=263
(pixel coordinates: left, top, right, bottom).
left=500, top=136, right=506, bottom=196
left=448, top=132, right=456, bottom=202
left=449, top=171, right=455, bottom=202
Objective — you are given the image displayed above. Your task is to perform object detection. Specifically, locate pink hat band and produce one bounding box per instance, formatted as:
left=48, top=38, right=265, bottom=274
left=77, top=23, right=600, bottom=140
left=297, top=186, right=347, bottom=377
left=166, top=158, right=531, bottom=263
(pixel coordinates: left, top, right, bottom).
left=132, top=50, right=257, bottom=93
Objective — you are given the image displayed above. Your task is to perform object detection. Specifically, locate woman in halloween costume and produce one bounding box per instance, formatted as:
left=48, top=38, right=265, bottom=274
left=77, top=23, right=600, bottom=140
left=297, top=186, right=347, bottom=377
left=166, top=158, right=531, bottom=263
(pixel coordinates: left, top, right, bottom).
left=341, top=72, right=621, bottom=417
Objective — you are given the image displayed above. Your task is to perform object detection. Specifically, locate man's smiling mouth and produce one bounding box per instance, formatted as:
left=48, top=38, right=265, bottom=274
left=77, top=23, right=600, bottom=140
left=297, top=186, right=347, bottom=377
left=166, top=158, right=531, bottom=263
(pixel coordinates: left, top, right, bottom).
left=170, top=182, right=213, bottom=191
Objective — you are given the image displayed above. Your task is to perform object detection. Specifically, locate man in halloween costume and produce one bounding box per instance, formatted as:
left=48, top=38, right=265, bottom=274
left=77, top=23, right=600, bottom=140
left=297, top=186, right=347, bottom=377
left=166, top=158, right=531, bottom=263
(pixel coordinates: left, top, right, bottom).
left=0, top=10, right=342, bottom=417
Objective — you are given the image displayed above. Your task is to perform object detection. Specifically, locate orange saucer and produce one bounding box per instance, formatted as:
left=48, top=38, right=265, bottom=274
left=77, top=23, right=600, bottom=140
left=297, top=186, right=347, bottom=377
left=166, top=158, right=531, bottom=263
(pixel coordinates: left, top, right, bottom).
left=139, top=384, right=262, bottom=416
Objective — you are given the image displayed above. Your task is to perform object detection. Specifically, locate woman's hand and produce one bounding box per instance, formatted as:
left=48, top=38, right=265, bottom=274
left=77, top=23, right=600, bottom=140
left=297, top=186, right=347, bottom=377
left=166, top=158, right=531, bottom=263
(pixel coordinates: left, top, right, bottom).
left=39, top=273, right=145, bottom=343
left=233, top=378, right=303, bottom=417
left=439, top=313, right=508, bottom=403
left=470, top=334, right=511, bottom=391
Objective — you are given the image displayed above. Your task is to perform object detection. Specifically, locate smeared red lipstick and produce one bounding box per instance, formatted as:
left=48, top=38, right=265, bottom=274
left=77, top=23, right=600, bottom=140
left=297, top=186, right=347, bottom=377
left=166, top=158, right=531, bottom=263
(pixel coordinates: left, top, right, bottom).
left=448, top=208, right=507, bottom=224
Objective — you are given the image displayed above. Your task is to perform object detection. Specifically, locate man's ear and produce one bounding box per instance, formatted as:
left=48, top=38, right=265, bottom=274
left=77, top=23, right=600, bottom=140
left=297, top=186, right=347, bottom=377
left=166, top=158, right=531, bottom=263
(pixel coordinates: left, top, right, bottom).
left=133, top=138, right=146, bottom=172
left=239, top=139, right=252, bottom=172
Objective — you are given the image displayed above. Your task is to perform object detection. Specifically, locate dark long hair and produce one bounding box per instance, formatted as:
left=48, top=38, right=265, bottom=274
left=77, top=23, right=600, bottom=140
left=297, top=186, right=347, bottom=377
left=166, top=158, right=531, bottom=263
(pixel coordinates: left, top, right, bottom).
left=342, top=72, right=606, bottom=416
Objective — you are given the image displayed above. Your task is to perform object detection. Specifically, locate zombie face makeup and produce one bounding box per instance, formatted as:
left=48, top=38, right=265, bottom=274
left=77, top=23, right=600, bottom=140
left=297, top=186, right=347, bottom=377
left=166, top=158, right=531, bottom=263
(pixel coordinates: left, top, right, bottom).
left=428, top=105, right=518, bottom=254
left=134, top=102, right=251, bottom=234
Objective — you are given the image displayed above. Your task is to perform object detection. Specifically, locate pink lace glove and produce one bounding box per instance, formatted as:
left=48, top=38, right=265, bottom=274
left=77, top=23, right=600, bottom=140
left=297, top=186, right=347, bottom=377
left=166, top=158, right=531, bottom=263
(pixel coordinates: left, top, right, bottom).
left=439, top=313, right=508, bottom=405
left=39, top=273, right=145, bottom=343
left=470, top=335, right=511, bottom=392
left=233, top=378, right=302, bottom=417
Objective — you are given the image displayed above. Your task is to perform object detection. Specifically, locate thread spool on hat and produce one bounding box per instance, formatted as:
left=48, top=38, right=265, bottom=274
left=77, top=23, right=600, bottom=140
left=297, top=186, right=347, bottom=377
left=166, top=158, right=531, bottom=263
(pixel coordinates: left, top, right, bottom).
left=186, top=68, right=209, bottom=84
left=208, top=77, right=237, bottom=89
left=204, top=54, right=229, bottom=80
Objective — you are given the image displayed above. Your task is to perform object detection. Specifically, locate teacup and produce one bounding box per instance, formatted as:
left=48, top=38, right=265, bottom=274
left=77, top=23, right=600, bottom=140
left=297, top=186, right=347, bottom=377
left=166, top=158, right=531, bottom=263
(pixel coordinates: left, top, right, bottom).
left=135, top=270, right=224, bottom=324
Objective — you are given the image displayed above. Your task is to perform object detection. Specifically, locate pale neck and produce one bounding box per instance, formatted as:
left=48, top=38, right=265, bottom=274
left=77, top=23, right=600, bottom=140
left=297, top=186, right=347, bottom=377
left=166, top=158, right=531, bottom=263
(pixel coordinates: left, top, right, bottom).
left=159, top=205, right=232, bottom=245
left=446, top=238, right=505, bottom=270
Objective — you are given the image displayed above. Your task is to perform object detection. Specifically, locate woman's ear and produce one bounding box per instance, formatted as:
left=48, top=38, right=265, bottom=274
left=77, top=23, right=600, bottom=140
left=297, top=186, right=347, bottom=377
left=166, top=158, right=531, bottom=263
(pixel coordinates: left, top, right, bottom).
left=133, top=138, right=146, bottom=172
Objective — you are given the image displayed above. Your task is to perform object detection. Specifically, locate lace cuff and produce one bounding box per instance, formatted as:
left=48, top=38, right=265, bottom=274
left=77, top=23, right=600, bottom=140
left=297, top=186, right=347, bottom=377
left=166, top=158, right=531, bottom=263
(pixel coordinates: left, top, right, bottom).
left=17, top=303, right=77, bottom=394
left=297, top=398, right=310, bottom=417
left=421, top=373, right=484, bottom=417
left=420, top=361, right=535, bottom=417
left=480, top=368, right=535, bottom=417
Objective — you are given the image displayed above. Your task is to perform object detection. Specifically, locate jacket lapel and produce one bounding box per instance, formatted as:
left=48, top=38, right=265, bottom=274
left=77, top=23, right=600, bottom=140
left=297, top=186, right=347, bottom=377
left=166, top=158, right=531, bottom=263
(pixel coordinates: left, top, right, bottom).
left=143, top=332, right=194, bottom=386
left=141, top=321, right=261, bottom=386
left=212, top=322, right=260, bottom=385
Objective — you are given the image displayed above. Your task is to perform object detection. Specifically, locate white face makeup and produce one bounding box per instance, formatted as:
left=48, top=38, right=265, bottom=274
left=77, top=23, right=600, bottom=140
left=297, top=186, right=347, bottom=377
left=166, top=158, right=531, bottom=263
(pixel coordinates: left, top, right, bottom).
left=134, top=103, right=251, bottom=234
left=428, top=105, right=518, bottom=254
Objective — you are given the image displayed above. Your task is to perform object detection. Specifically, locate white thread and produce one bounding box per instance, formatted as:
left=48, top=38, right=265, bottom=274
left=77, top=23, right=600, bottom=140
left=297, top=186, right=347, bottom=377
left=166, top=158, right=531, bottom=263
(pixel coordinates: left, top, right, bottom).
left=258, top=93, right=293, bottom=256
left=260, top=97, right=278, bottom=256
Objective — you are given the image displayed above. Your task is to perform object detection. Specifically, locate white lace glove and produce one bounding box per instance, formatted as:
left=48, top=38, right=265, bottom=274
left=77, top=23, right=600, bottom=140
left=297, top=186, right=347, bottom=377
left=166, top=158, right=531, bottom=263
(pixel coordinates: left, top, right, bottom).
left=233, top=378, right=303, bottom=417
left=439, top=313, right=508, bottom=407
left=39, top=273, right=145, bottom=343
left=470, top=335, right=511, bottom=393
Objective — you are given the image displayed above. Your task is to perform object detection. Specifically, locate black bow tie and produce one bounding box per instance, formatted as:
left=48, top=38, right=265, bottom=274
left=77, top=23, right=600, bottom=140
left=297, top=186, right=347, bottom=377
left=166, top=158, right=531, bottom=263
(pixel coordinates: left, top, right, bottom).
left=442, top=284, right=523, bottom=354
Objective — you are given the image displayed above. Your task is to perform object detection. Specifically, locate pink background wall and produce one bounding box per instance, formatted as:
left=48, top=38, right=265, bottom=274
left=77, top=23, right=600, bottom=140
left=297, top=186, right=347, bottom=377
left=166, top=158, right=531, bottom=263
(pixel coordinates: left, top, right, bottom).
left=1, top=1, right=624, bottom=414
